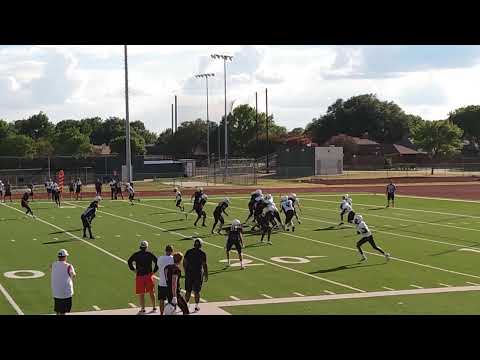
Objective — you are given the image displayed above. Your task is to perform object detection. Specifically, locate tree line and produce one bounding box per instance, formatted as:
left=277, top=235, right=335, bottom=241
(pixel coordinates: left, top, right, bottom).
left=1, top=95, right=480, bottom=162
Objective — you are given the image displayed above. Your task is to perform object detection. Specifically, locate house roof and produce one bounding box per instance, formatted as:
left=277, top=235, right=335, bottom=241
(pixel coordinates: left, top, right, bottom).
left=351, top=137, right=380, bottom=145
left=384, top=144, right=423, bottom=155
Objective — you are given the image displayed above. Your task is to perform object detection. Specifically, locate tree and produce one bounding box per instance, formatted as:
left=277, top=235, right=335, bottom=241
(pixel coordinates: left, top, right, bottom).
left=448, top=105, right=480, bottom=146
left=53, top=127, right=92, bottom=156
left=91, top=117, right=124, bottom=145
left=34, top=138, right=55, bottom=157
left=411, top=120, right=463, bottom=174
left=0, top=119, right=15, bottom=139
left=79, top=117, right=103, bottom=141
left=131, top=120, right=157, bottom=145
left=14, top=112, right=54, bottom=140
left=305, top=94, right=415, bottom=145
left=0, top=134, right=35, bottom=157
left=110, top=133, right=146, bottom=158
left=171, top=119, right=207, bottom=156
left=288, top=127, right=304, bottom=136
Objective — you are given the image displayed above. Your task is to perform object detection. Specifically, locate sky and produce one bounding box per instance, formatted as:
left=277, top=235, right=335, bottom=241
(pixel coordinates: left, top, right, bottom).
left=1, top=45, right=480, bottom=134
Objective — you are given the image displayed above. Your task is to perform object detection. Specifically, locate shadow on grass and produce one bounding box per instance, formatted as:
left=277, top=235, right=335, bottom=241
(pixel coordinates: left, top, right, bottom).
left=49, top=229, right=82, bottom=235
left=156, top=219, right=184, bottom=224
left=315, top=226, right=350, bottom=231
left=430, top=243, right=480, bottom=256
left=149, top=212, right=179, bottom=216
left=208, top=267, right=243, bottom=276
left=0, top=218, right=20, bottom=221
left=367, top=207, right=387, bottom=211
left=42, top=239, right=77, bottom=245
left=310, top=262, right=386, bottom=274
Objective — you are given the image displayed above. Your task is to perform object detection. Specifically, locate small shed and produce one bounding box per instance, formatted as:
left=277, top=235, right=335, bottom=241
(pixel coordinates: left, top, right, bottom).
left=315, top=146, right=343, bottom=175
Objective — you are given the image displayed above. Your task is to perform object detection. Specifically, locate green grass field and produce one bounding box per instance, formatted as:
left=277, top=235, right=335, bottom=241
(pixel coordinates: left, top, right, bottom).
left=1, top=191, right=480, bottom=315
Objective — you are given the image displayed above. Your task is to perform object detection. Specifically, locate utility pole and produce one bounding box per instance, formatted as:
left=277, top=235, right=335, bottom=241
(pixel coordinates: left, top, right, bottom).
left=266, top=88, right=269, bottom=174
left=124, top=45, right=132, bottom=183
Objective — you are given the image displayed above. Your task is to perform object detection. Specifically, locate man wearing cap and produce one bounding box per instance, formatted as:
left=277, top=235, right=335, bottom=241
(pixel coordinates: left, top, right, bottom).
left=183, top=239, right=208, bottom=312
left=156, top=245, right=174, bottom=315
left=50, top=249, right=76, bottom=315
left=128, top=240, right=159, bottom=315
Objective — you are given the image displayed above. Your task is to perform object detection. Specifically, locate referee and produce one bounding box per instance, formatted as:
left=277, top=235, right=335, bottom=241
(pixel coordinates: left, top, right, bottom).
left=386, top=180, right=397, bottom=208
left=183, top=238, right=208, bottom=312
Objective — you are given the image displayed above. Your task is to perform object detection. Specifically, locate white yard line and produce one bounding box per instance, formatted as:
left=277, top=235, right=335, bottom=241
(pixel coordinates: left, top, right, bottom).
left=0, top=283, right=24, bottom=315
left=92, top=305, right=101, bottom=311
left=293, top=292, right=305, bottom=297
left=466, top=282, right=480, bottom=286
left=229, top=296, right=240, bottom=301
left=410, top=284, right=424, bottom=289
left=382, top=286, right=395, bottom=291
left=128, top=303, right=137, bottom=308
left=261, top=294, right=273, bottom=299
left=324, top=290, right=336, bottom=295
left=211, top=285, right=480, bottom=308
left=439, top=283, right=451, bottom=287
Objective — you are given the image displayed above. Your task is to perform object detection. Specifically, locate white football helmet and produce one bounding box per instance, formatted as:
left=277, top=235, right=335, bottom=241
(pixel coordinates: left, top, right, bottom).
left=223, top=197, right=230, bottom=204
left=174, top=187, right=178, bottom=192
left=265, top=194, right=272, bottom=200
left=281, top=195, right=288, bottom=202
left=202, top=194, right=208, bottom=199
left=290, top=193, right=297, bottom=199
left=354, top=214, right=363, bottom=224
left=255, top=189, right=262, bottom=195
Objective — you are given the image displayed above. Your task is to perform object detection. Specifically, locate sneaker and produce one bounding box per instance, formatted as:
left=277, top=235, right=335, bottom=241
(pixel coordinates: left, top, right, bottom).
left=287, top=228, right=290, bottom=232
left=194, top=305, right=200, bottom=312
left=360, top=255, right=367, bottom=262
left=292, top=227, right=295, bottom=232
left=90, top=236, right=95, bottom=240
left=385, top=253, right=391, bottom=261
left=137, top=309, right=146, bottom=315
left=267, top=241, right=272, bottom=245
left=297, top=220, right=302, bottom=224
left=339, top=222, right=344, bottom=226
left=151, top=308, right=157, bottom=313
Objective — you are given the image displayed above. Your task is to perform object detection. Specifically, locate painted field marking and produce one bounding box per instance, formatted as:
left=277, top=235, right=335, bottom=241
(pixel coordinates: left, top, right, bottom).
left=293, top=292, right=305, bottom=297
left=0, top=283, right=23, bottom=315
left=459, top=248, right=480, bottom=253
left=306, top=256, right=327, bottom=259
left=382, top=286, right=395, bottom=291
left=261, top=294, right=273, bottom=299
left=211, top=285, right=480, bottom=308
left=410, top=284, right=423, bottom=289
left=131, top=202, right=366, bottom=293
left=115, top=235, right=121, bottom=238
left=93, top=305, right=101, bottom=311
left=53, top=238, right=58, bottom=240
left=10, top=240, right=15, bottom=242
left=33, top=238, right=37, bottom=241
left=439, top=283, right=451, bottom=287
left=324, top=290, right=336, bottom=295
left=466, top=281, right=480, bottom=286
left=128, top=303, right=137, bottom=308
left=229, top=296, right=240, bottom=301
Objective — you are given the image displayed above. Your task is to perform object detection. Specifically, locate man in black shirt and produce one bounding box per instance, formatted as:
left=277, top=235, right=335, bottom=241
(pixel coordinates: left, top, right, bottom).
left=165, top=252, right=189, bottom=315
left=21, top=190, right=34, bottom=218
left=81, top=198, right=99, bottom=239
left=189, top=187, right=204, bottom=214
left=193, top=194, right=207, bottom=227
left=183, top=238, right=208, bottom=312
left=128, top=240, right=159, bottom=315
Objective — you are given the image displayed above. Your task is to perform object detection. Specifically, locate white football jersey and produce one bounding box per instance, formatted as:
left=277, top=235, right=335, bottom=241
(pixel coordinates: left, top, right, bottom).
left=0, top=183, right=4, bottom=192
left=347, top=197, right=352, bottom=206
left=282, top=199, right=294, bottom=212
left=175, top=191, right=182, bottom=201
left=356, top=221, right=371, bottom=238
left=127, top=185, right=134, bottom=194
left=340, top=200, right=352, bottom=213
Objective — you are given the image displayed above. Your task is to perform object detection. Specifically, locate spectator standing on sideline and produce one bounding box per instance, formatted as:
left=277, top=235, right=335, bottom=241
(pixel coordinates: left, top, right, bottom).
left=156, top=245, right=174, bottom=315
left=165, top=252, right=189, bottom=315
left=128, top=240, right=158, bottom=315
left=75, top=178, right=82, bottom=201
left=69, top=179, right=75, bottom=200
left=50, top=249, right=76, bottom=315
left=95, top=179, right=102, bottom=197
left=109, top=178, right=117, bottom=200
left=183, top=238, right=208, bottom=313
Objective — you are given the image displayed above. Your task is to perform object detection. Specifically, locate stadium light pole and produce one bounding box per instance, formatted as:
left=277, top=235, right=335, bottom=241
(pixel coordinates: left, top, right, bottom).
left=211, top=54, right=233, bottom=179
left=124, top=45, right=132, bottom=183
left=195, top=73, right=215, bottom=168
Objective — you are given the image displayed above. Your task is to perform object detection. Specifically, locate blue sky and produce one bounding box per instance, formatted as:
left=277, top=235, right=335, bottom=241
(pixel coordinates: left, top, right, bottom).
left=1, top=45, right=480, bottom=134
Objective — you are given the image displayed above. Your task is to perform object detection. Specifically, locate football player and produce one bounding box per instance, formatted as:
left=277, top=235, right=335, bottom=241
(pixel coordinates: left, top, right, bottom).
left=245, top=189, right=262, bottom=223
left=288, top=193, right=302, bottom=224
left=339, top=195, right=355, bottom=225
left=281, top=195, right=296, bottom=232
left=193, top=193, right=207, bottom=227
left=21, top=189, right=35, bottom=218
left=81, top=198, right=100, bottom=239
left=126, top=182, right=135, bottom=205
left=212, top=198, right=230, bottom=234
left=225, top=219, right=245, bottom=269
left=354, top=214, right=390, bottom=262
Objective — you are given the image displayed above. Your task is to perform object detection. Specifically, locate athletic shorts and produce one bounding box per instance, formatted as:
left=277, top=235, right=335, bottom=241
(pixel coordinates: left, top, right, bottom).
left=76, top=188, right=81, bottom=194
left=226, top=239, right=242, bottom=253
left=158, top=286, right=168, bottom=300
left=21, top=200, right=28, bottom=209
left=136, top=273, right=154, bottom=294
left=285, top=210, right=295, bottom=223
left=54, top=297, right=72, bottom=313
left=357, top=235, right=376, bottom=247
left=129, top=193, right=134, bottom=201
left=387, top=193, right=395, bottom=201
left=185, top=273, right=203, bottom=293
left=176, top=199, right=182, bottom=207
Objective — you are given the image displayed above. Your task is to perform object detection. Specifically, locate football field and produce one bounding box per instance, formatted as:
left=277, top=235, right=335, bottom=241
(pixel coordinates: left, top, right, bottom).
left=2, top=191, right=480, bottom=315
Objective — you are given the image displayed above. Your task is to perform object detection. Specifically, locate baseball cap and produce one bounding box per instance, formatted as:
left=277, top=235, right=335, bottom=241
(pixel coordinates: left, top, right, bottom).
left=140, top=240, right=149, bottom=248
left=58, top=249, right=69, bottom=257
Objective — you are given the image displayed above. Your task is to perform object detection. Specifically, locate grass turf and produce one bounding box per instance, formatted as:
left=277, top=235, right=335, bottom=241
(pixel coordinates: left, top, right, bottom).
left=1, top=191, right=480, bottom=314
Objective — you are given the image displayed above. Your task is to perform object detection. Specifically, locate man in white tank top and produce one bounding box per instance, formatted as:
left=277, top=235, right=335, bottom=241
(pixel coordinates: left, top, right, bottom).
left=51, top=249, right=76, bottom=315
